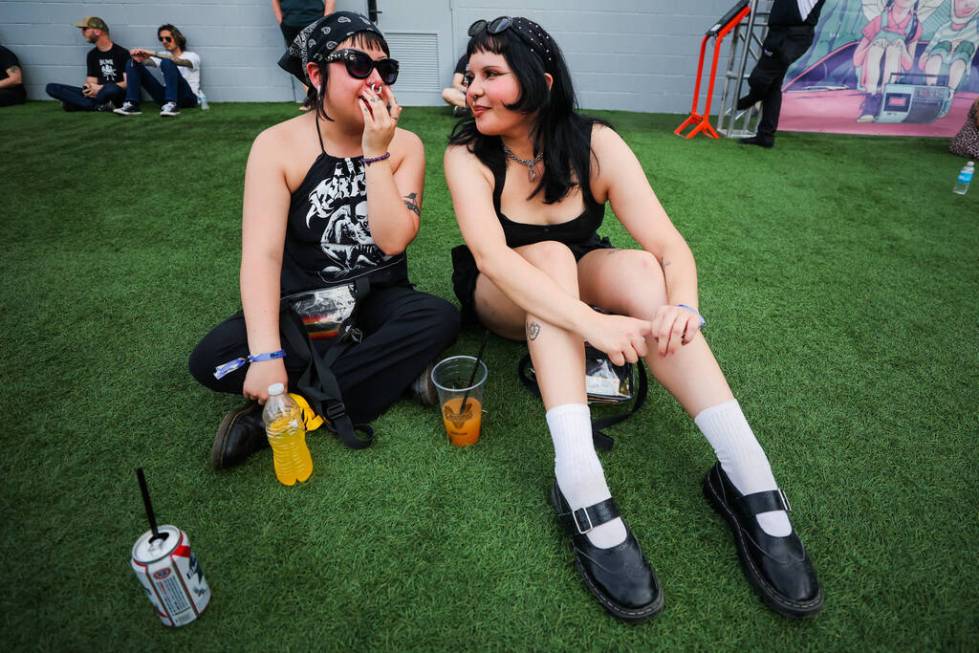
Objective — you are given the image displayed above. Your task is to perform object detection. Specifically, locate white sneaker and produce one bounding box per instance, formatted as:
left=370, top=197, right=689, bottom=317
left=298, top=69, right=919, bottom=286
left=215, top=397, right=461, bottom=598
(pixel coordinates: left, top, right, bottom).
left=160, top=102, right=180, bottom=117
left=113, top=101, right=141, bottom=116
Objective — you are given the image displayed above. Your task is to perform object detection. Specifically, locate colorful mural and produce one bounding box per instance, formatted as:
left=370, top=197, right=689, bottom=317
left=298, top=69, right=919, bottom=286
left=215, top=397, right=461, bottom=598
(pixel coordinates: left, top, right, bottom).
left=779, top=0, right=979, bottom=136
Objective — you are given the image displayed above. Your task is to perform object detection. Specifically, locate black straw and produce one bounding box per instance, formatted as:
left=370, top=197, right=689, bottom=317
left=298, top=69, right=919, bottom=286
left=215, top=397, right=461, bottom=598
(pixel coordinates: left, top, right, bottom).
left=136, top=468, right=162, bottom=541
left=458, top=330, right=489, bottom=414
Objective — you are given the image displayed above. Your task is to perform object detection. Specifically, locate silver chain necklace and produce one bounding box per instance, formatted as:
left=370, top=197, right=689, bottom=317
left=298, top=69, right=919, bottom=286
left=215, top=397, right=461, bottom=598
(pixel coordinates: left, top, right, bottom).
left=502, top=144, right=544, bottom=182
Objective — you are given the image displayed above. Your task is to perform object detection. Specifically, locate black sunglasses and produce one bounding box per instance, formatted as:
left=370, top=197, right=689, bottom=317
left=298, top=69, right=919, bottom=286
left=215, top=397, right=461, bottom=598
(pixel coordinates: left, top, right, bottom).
left=468, top=16, right=514, bottom=38
left=325, top=49, right=399, bottom=86
left=159, top=36, right=173, bottom=43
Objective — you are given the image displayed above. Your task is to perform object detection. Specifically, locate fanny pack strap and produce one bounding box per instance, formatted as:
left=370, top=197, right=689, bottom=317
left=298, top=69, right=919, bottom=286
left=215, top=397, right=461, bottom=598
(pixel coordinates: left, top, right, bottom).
left=517, top=353, right=648, bottom=452
left=279, top=277, right=375, bottom=449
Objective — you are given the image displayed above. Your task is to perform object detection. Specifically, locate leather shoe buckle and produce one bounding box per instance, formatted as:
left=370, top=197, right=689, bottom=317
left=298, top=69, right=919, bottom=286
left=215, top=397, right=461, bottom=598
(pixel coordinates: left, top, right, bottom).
left=573, top=507, right=594, bottom=534
left=779, top=488, right=792, bottom=512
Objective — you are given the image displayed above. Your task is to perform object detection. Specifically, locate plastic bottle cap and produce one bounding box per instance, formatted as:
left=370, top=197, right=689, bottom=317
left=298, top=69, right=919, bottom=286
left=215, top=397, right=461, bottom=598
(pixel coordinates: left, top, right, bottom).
left=267, top=383, right=285, bottom=395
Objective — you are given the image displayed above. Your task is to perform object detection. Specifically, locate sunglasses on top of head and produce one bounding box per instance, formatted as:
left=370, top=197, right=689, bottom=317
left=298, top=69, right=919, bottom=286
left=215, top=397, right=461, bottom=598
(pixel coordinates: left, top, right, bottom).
left=467, top=16, right=515, bottom=38
left=325, top=49, right=399, bottom=86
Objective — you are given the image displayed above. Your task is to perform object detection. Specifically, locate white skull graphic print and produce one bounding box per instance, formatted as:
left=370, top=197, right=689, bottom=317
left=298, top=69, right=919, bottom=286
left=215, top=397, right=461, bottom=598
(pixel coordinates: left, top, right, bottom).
left=305, top=158, right=393, bottom=281
left=99, top=58, right=118, bottom=81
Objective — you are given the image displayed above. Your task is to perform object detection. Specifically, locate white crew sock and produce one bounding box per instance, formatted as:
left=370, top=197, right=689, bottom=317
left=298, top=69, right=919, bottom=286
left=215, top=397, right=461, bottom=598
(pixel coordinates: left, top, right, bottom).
left=694, top=400, right=792, bottom=537
left=546, top=403, right=628, bottom=549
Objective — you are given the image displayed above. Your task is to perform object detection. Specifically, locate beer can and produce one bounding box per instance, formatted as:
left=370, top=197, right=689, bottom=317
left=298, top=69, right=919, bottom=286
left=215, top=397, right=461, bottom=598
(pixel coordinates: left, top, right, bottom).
left=130, top=524, right=211, bottom=627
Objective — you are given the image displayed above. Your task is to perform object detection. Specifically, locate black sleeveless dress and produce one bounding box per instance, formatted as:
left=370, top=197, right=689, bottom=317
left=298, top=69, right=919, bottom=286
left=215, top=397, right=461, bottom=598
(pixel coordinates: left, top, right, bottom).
left=281, top=118, right=408, bottom=296
left=451, top=131, right=612, bottom=324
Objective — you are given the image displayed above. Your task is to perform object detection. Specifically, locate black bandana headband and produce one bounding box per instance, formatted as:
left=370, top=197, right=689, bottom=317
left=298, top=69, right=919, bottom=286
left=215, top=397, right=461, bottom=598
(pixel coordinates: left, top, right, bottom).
left=278, top=11, right=386, bottom=85
left=509, top=17, right=556, bottom=67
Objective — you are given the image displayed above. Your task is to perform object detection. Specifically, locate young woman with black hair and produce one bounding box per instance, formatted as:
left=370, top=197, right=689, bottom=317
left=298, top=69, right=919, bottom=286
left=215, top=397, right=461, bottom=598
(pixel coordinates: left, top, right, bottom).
left=446, top=16, right=822, bottom=621
left=189, top=13, right=459, bottom=468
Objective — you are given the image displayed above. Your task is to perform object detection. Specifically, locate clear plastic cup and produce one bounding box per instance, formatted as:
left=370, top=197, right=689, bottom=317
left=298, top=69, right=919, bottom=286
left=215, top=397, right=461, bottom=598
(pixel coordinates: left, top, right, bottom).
left=431, top=355, right=488, bottom=447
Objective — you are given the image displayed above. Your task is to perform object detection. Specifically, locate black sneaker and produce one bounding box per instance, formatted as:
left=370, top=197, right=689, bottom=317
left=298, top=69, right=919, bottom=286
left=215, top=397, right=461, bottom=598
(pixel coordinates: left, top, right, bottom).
left=738, top=135, right=775, bottom=148
left=114, top=101, right=141, bottom=116
left=210, top=402, right=268, bottom=469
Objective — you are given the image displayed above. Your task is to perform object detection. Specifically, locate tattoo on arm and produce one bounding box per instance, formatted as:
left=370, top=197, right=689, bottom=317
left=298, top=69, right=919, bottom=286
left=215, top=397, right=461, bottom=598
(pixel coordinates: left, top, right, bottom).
left=528, top=321, right=541, bottom=341
left=403, top=192, right=421, bottom=217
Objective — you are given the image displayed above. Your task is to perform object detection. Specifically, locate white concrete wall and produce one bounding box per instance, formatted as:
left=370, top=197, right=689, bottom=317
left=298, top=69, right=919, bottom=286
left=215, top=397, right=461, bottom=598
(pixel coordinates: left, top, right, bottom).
left=1, top=0, right=740, bottom=112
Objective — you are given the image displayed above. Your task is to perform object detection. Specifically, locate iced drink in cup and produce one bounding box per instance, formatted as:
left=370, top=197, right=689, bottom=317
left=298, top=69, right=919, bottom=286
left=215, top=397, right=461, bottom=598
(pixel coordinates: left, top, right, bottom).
left=431, top=355, right=488, bottom=447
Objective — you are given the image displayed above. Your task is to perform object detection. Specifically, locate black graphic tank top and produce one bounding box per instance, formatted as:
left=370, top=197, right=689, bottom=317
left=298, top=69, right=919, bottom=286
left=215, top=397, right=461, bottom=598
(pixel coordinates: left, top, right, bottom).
left=280, top=119, right=408, bottom=295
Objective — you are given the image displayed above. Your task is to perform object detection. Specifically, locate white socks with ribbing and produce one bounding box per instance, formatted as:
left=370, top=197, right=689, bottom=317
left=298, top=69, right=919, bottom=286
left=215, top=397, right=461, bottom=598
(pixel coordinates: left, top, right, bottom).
left=694, top=400, right=792, bottom=537
left=546, top=403, right=628, bottom=549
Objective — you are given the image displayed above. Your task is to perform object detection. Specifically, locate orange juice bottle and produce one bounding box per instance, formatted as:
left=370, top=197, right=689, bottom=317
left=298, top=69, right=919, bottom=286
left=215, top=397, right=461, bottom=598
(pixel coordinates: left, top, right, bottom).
left=262, top=383, right=313, bottom=486
left=441, top=397, right=482, bottom=447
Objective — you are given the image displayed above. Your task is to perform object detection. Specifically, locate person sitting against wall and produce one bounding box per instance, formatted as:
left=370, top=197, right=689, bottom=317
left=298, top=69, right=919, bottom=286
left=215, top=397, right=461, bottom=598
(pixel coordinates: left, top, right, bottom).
left=441, top=52, right=469, bottom=116
left=115, top=24, right=202, bottom=117
left=445, top=16, right=823, bottom=622
left=45, top=17, right=129, bottom=112
left=0, top=42, right=27, bottom=107
left=950, top=97, right=979, bottom=160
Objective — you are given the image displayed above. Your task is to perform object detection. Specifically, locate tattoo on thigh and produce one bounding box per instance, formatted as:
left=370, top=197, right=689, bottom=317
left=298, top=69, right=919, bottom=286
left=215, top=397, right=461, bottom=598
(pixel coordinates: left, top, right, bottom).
left=527, top=321, right=541, bottom=340
left=403, top=192, right=421, bottom=217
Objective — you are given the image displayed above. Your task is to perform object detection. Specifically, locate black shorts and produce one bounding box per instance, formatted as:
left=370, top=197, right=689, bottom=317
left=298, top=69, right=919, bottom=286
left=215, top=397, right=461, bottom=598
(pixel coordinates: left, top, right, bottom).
left=451, top=235, right=613, bottom=325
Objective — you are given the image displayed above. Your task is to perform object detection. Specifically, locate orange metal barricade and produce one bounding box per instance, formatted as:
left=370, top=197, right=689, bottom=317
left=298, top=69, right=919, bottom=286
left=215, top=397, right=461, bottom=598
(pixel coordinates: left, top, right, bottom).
left=675, top=4, right=751, bottom=140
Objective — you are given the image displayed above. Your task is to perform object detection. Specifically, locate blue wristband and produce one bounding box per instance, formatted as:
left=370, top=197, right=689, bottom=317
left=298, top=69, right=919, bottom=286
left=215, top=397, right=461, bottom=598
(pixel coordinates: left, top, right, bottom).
left=677, top=304, right=706, bottom=329
left=248, top=349, right=286, bottom=363
left=213, top=350, right=286, bottom=380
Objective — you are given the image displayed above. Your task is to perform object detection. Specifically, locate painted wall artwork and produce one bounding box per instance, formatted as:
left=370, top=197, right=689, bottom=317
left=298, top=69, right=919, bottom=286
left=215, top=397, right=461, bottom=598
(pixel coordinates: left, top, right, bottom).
left=779, top=0, right=979, bottom=136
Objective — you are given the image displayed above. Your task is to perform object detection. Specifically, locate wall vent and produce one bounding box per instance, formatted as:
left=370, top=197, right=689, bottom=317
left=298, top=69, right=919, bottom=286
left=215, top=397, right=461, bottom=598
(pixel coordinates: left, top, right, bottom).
left=383, top=32, right=440, bottom=93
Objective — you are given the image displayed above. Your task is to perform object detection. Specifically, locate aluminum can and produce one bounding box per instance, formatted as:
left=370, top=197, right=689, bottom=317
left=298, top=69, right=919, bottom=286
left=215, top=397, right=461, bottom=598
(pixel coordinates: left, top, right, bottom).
left=130, top=524, right=211, bottom=627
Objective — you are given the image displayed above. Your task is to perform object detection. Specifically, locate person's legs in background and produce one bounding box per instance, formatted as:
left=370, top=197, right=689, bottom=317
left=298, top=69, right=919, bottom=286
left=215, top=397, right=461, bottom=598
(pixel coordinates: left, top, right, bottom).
left=45, top=83, right=99, bottom=111
left=158, top=59, right=199, bottom=109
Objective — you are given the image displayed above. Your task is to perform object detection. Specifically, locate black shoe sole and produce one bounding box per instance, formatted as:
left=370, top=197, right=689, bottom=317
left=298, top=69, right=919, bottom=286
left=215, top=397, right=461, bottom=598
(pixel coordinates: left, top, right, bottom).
left=549, top=484, right=665, bottom=623
left=703, top=473, right=824, bottom=618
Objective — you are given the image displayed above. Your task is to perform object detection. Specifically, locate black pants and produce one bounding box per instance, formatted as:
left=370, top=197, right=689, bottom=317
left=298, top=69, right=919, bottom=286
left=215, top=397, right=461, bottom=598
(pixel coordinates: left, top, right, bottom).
left=189, top=285, right=460, bottom=423
left=744, top=26, right=814, bottom=139
left=0, top=87, right=26, bottom=107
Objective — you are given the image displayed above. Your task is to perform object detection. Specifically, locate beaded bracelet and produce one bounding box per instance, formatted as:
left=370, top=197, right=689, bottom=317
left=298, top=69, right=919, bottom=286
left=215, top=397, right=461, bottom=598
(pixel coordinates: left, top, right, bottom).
left=677, top=304, right=707, bottom=329
left=213, top=349, right=287, bottom=380
left=363, top=151, right=391, bottom=166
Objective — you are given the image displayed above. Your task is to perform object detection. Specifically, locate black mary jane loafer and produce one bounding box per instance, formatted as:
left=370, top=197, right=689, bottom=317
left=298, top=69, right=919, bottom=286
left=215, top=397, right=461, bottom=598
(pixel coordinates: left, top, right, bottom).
left=550, top=482, right=664, bottom=622
left=703, top=463, right=824, bottom=618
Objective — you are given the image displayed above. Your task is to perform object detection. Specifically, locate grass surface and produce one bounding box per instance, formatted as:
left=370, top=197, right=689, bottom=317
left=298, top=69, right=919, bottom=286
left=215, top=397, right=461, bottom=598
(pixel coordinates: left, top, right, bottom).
left=1, top=102, right=976, bottom=651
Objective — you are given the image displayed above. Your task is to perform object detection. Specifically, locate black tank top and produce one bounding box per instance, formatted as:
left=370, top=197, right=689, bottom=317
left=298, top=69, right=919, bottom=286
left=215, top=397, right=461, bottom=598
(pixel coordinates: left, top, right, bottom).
left=488, top=123, right=605, bottom=249
left=280, top=116, right=407, bottom=295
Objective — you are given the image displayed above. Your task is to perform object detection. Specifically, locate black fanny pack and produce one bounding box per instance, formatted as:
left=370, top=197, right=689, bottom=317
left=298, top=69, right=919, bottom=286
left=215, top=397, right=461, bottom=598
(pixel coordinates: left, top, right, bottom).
left=278, top=276, right=375, bottom=449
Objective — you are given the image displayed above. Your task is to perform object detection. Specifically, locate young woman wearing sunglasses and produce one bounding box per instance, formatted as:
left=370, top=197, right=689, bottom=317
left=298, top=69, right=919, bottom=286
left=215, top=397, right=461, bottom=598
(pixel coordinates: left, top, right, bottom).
left=445, top=16, right=822, bottom=621
left=189, top=13, right=459, bottom=468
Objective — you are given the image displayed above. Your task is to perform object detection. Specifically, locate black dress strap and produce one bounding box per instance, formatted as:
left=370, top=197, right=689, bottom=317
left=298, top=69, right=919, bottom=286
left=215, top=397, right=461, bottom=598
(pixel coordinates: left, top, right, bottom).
left=490, top=154, right=506, bottom=216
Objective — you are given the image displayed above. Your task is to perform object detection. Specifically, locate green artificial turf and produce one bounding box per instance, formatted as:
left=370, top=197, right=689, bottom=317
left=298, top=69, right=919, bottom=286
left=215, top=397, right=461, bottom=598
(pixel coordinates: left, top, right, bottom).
left=1, top=102, right=976, bottom=651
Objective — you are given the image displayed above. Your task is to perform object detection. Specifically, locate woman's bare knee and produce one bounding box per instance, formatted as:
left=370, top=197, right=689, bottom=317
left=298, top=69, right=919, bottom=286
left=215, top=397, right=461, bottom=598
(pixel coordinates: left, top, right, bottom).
left=518, top=240, right=577, bottom=273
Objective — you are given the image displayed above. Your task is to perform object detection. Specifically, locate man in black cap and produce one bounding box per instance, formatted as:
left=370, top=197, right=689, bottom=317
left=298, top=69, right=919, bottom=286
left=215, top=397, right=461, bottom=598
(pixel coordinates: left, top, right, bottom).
left=45, top=17, right=129, bottom=112
left=737, top=0, right=826, bottom=148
